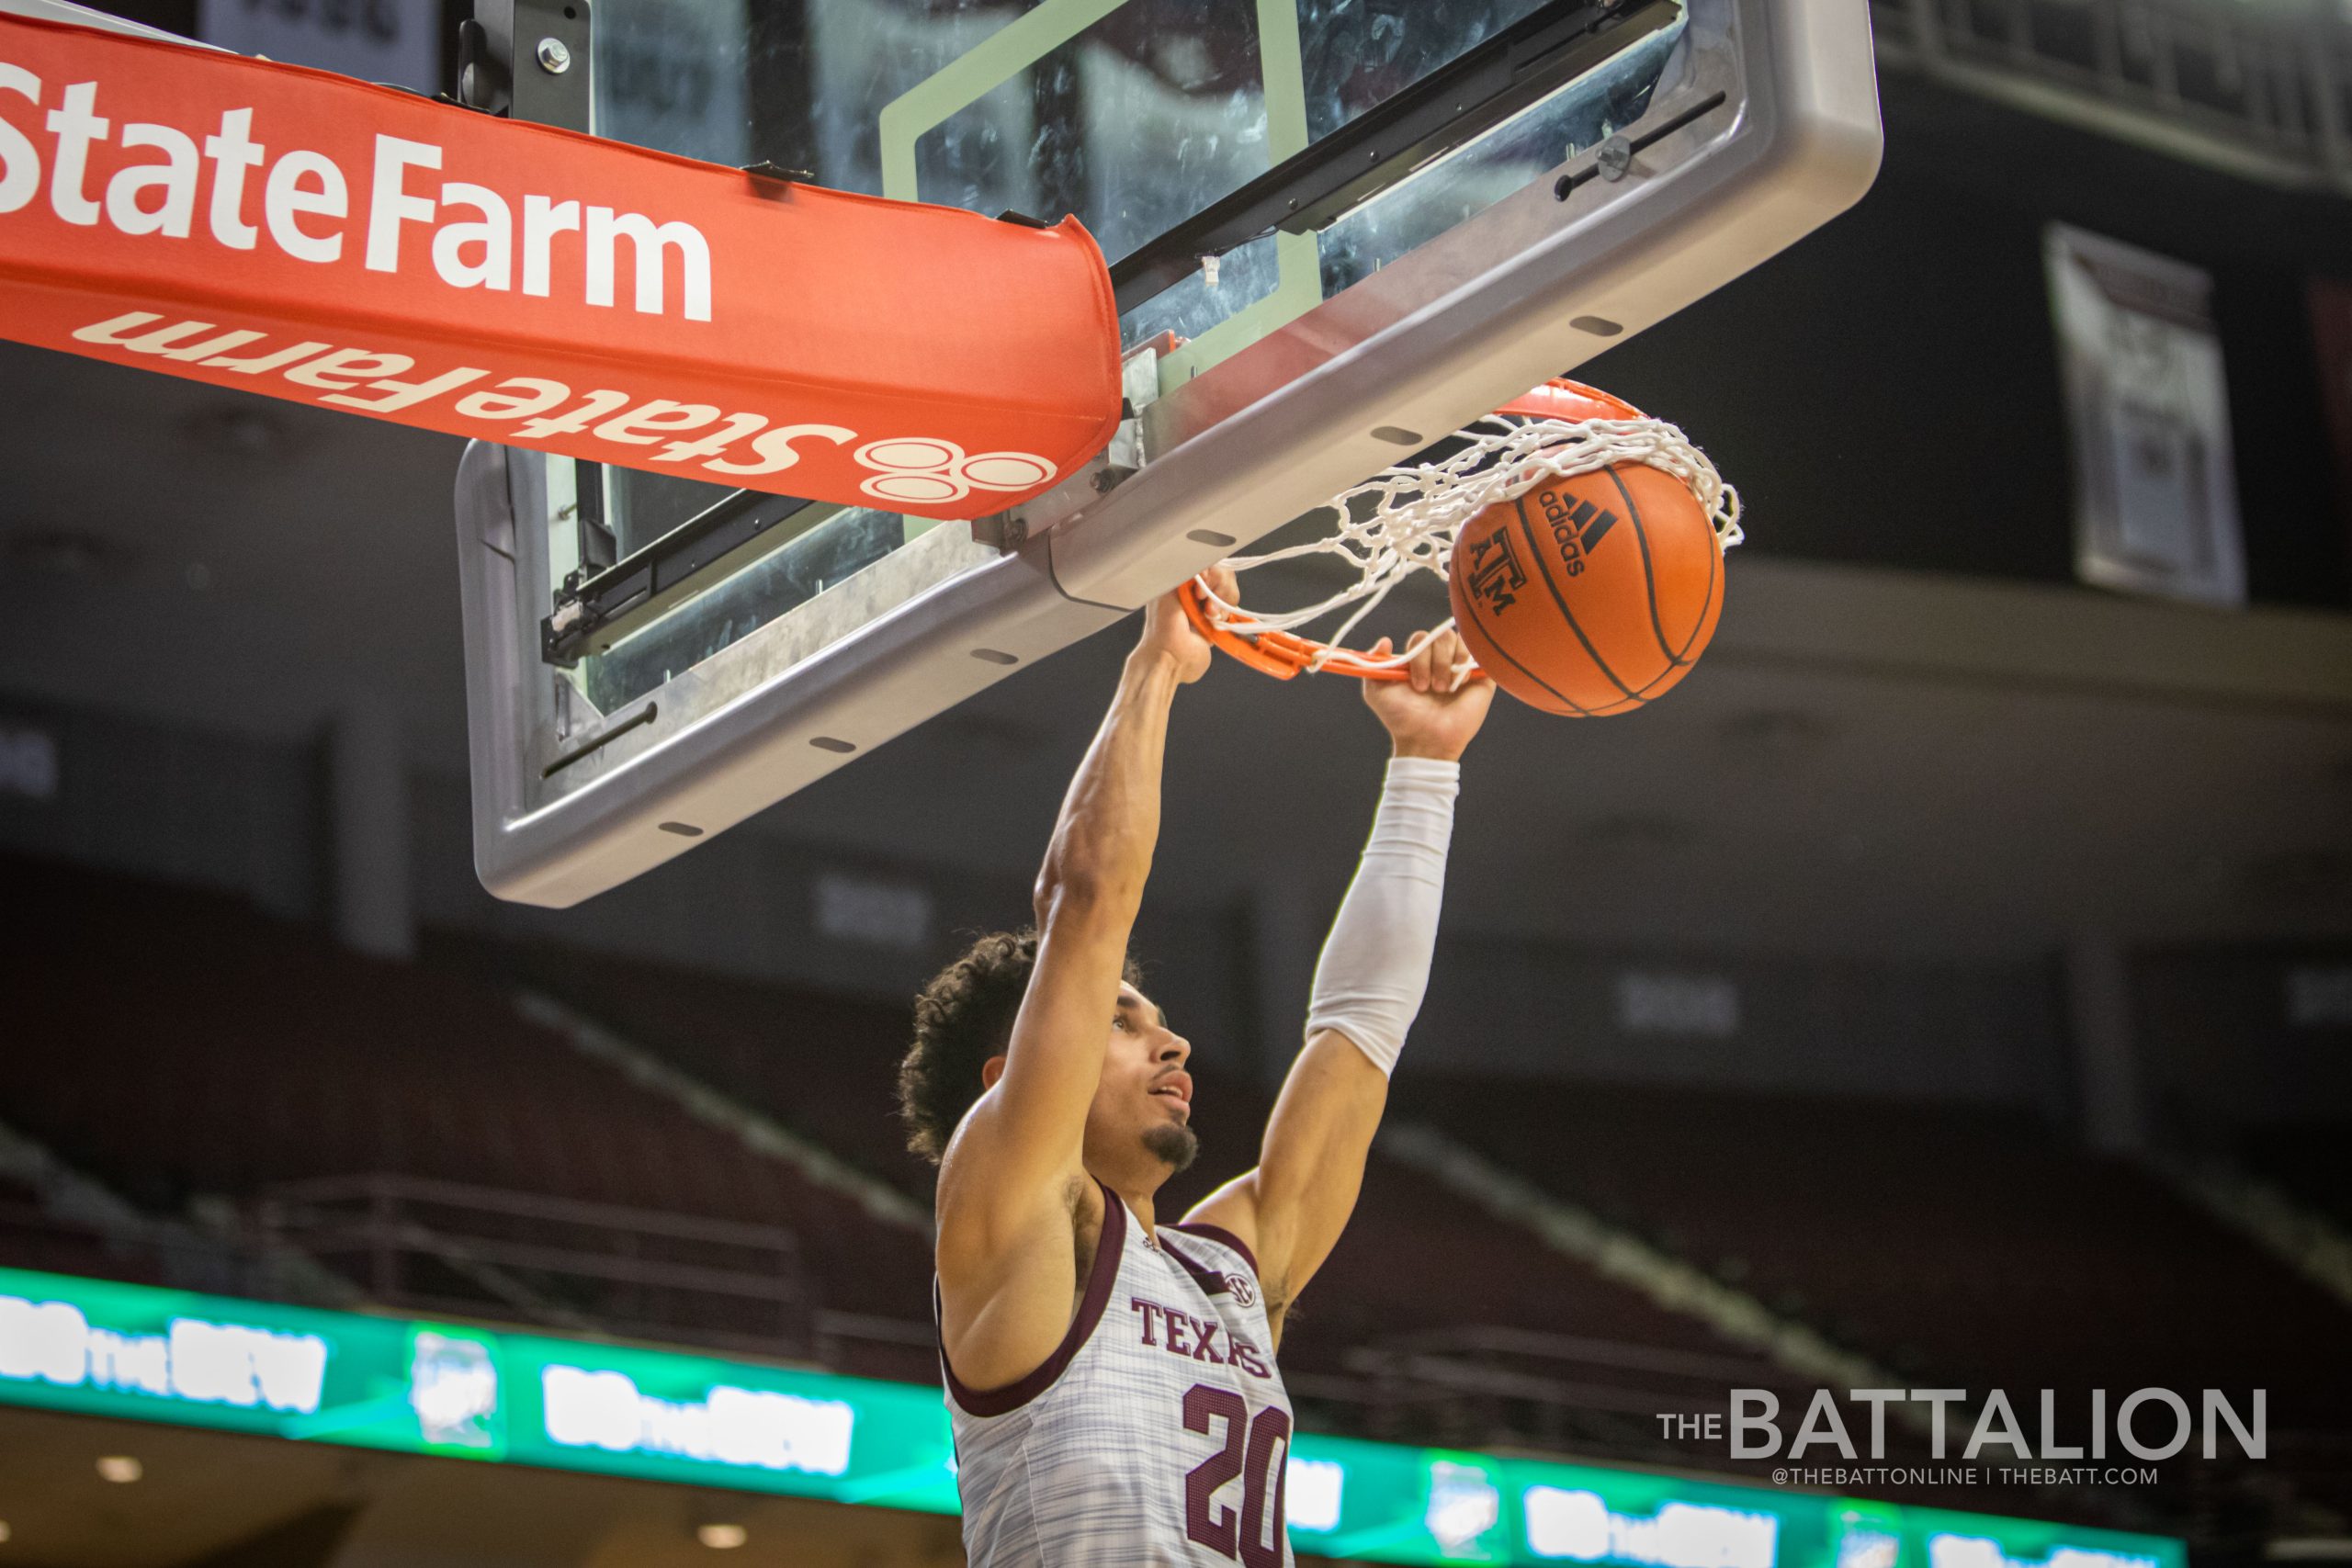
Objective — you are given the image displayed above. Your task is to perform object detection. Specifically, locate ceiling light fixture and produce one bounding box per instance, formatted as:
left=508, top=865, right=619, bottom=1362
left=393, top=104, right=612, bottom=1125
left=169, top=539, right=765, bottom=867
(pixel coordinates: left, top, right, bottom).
left=96, top=1455, right=143, bottom=1483
left=695, top=1524, right=748, bottom=1551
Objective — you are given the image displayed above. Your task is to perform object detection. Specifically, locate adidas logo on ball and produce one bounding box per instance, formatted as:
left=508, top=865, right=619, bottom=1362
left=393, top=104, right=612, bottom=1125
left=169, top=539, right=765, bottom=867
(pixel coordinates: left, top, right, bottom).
left=1533, top=490, right=1623, bottom=579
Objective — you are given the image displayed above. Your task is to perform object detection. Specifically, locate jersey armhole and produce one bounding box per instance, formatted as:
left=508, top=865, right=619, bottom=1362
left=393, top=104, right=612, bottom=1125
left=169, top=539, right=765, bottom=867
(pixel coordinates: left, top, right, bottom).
left=937, top=1179, right=1127, bottom=1418
left=1163, top=1221, right=1261, bottom=1283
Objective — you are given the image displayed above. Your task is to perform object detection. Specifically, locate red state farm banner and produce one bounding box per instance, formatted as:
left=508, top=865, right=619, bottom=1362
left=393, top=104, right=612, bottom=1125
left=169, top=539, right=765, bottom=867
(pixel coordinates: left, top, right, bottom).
left=0, top=13, right=1122, bottom=517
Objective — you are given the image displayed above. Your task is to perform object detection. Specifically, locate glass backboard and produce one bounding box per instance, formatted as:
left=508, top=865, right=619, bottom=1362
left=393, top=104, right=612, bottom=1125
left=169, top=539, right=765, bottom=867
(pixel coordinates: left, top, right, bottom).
left=457, top=0, right=1883, bottom=905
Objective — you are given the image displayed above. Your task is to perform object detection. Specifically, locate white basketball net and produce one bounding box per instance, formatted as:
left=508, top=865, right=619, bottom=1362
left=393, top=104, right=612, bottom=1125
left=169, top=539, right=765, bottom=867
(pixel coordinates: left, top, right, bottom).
left=1193, top=413, right=1744, bottom=675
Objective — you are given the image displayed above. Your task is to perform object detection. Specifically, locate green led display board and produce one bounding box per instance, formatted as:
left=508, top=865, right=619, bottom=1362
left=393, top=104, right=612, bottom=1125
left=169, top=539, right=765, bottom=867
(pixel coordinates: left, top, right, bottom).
left=0, top=1268, right=2185, bottom=1568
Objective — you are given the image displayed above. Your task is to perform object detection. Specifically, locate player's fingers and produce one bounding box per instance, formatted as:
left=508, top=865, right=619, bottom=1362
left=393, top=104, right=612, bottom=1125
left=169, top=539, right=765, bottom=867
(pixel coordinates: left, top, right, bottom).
left=1202, top=562, right=1239, bottom=604
left=1363, top=639, right=1392, bottom=709
left=1405, top=628, right=1432, bottom=692
left=1431, top=628, right=1465, bottom=691
left=1420, top=628, right=1451, bottom=694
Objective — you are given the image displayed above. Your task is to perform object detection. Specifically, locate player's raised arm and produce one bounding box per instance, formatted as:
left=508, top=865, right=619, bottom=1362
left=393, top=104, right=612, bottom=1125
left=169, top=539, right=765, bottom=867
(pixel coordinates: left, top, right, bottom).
left=1186, top=626, right=1494, bottom=1338
left=928, top=567, right=1230, bottom=1386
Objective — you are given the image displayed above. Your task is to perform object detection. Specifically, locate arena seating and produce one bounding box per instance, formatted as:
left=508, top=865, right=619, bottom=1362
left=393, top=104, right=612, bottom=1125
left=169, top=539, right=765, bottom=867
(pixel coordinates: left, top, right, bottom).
left=0, top=1163, right=206, bottom=1289
left=427, top=936, right=1782, bottom=1375
left=419, top=936, right=1984, bottom=1487
left=409, top=940, right=2112, bottom=1519
left=0, top=854, right=936, bottom=1379
left=423, top=934, right=940, bottom=1209
left=12, top=854, right=2321, bottom=1524
left=6, top=858, right=1801, bottom=1463
left=1411, top=1074, right=2352, bottom=1518
left=0, top=1173, right=141, bottom=1283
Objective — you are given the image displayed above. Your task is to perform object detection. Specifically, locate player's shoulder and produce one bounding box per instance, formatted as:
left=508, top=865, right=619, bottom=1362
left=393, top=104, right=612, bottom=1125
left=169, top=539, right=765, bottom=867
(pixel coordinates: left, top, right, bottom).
left=933, top=1158, right=1110, bottom=1309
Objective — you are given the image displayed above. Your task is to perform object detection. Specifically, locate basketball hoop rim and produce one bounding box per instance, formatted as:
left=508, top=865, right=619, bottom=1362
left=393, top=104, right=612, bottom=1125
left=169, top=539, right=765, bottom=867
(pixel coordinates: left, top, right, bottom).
left=1181, top=379, right=1741, bottom=683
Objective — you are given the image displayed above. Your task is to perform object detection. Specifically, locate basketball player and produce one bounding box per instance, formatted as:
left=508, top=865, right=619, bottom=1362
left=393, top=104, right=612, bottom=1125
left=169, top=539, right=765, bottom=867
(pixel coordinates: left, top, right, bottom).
left=895, top=567, right=1494, bottom=1565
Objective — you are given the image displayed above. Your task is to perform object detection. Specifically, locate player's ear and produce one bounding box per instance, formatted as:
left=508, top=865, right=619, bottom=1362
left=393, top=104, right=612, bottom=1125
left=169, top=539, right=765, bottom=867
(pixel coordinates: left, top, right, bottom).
left=980, top=1055, right=1009, bottom=1091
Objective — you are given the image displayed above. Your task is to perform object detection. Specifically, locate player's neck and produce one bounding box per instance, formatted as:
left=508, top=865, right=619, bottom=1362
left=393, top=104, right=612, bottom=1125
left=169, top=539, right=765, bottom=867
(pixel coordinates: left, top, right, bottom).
left=1092, top=1172, right=1161, bottom=1238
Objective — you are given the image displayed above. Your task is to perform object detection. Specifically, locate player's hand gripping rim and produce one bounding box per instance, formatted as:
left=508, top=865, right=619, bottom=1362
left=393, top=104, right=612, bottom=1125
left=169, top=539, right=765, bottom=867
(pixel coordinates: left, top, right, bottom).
left=1176, top=571, right=1484, bottom=686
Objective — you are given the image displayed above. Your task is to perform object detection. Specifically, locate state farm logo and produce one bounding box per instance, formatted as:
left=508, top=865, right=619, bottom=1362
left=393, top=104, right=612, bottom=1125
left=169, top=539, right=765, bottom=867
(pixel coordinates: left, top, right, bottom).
left=0, top=33, right=1076, bottom=512
left=0, top=71, right=713, bottom=321
left=73, top=308, right=1060, bottom=499
left=854, top=438, right=1057, bottom=506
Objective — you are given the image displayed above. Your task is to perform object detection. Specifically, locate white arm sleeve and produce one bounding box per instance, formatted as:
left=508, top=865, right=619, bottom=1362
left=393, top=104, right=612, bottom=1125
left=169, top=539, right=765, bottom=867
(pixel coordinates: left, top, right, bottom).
left=1303, top=755, right=1459, bottom=1076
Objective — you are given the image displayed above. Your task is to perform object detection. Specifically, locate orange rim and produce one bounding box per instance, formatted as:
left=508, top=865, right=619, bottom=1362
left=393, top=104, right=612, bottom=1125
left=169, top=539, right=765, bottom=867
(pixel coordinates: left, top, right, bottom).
left=1180, top=377, right=1633, bottom=682
left=1495, top=378, right=1647, bottom=424
left=1178, top=580, right=1434, bottom=683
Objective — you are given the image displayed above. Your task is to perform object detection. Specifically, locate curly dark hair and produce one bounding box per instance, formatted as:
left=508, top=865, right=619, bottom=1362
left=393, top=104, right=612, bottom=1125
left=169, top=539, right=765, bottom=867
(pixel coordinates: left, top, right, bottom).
left=898, top=928, right=1144, bottom=1164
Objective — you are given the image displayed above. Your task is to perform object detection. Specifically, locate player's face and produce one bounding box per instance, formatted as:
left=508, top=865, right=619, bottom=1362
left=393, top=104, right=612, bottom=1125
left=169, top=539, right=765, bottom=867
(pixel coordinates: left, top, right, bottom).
left=1084, top=984, right=1197, bottom=1179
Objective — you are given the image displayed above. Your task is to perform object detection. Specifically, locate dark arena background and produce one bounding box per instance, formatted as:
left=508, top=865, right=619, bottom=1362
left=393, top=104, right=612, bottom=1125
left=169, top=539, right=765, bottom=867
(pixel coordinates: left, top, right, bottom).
left=3, top=2, right=2351, bottom=1567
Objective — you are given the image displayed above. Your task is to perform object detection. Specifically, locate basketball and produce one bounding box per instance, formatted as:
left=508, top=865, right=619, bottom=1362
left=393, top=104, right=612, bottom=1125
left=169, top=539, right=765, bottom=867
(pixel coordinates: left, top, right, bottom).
left=1447, top=460, right=1726, bottom=716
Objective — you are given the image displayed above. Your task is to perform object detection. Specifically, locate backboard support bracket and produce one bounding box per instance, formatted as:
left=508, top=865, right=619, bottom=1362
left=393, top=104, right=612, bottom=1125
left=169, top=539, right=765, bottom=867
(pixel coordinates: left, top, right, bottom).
left=474, top=0, right=594, bottom=132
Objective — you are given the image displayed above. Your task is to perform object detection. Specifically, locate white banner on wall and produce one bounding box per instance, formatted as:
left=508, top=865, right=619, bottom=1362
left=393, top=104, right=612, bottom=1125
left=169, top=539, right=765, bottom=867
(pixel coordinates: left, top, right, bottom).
left=0, top=722, right=59, bottom=803
left=2045, top=223, right=2245, bottom=607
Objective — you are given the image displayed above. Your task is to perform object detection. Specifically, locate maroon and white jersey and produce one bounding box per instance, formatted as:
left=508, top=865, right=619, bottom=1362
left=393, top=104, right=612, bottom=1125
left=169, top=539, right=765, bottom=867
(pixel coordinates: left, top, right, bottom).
left=939, top=1179, right=1295, bottom=1567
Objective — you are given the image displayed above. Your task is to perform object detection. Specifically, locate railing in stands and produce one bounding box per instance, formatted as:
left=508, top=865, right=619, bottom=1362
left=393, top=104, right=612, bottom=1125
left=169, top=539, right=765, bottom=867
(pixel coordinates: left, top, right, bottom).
left=252, top=1172, right=824, bottom=1359
left=1871, top=0, right=2352, bottom=192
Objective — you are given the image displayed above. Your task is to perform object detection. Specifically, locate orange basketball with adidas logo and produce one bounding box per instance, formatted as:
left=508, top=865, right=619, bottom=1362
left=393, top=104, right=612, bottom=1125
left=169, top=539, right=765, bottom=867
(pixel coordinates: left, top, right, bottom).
left=1447, top=457, right=1726, bottom=716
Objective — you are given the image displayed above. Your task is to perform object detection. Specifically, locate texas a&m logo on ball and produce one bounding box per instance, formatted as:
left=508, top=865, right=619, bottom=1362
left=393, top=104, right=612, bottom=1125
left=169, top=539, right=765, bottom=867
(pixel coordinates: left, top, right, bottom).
left=1461, top=529, right=1529, bottom=615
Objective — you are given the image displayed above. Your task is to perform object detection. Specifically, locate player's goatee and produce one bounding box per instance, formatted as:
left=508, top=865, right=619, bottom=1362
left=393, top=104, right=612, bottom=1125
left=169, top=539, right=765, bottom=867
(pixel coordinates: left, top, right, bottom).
left=1143, top=1124, right=1199, bottom=1172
